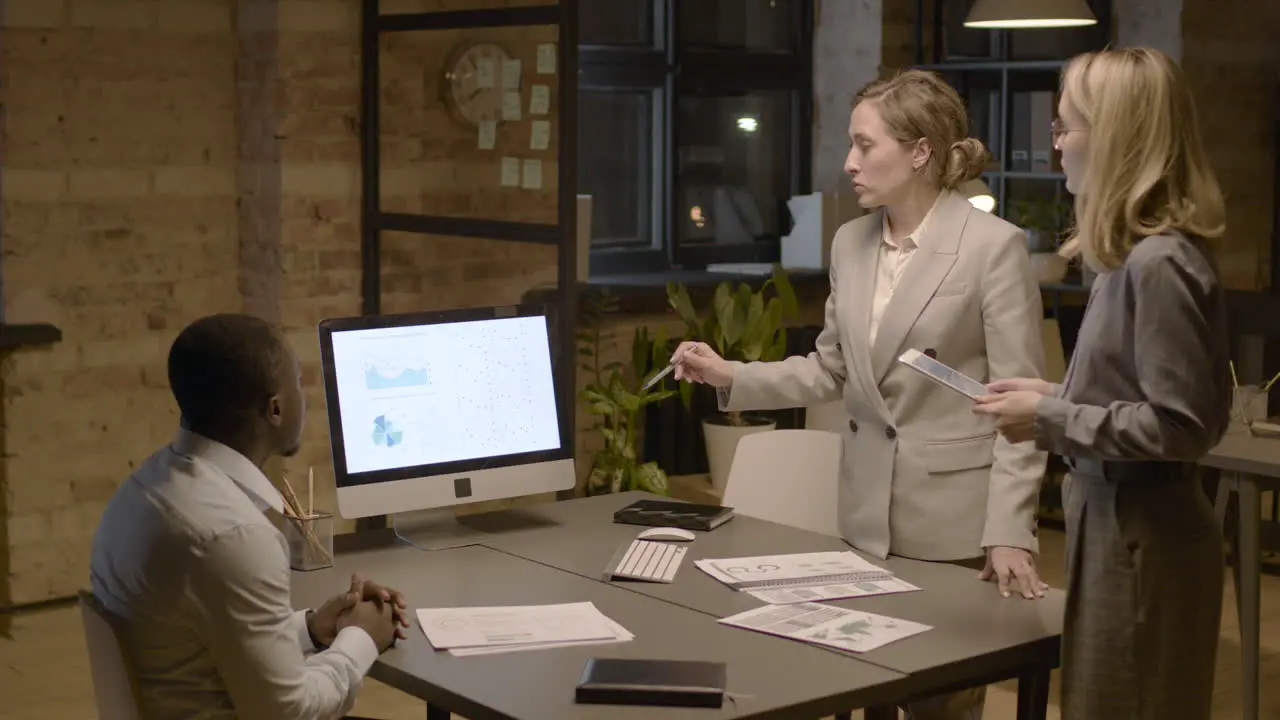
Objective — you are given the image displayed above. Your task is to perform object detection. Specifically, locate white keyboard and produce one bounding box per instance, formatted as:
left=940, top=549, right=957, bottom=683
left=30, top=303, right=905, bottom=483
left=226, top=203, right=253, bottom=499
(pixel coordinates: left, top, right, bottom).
left=606, top=538, right=688, bottom=583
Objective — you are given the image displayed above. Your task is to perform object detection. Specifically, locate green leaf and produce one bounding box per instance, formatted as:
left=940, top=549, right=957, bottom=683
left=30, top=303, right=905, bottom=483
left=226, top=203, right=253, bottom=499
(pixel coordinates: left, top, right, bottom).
left=650, top=326, right=669, bottom=373
left=761, top=301, right=786, bottom=361
left=634, top=462, right=669, bottom=495
left=667, top=282, right=700, bottom=331
left=640, top=389, right=675, bottom=406
left=772, top=264, right=799, bottom=317
left=713, top=283, right=740, bottom=348
left=679, top=379, right=694, bottom=410
left=617, top=389, right=641, bottom=413
left=631, top=327, right=650, bottom=378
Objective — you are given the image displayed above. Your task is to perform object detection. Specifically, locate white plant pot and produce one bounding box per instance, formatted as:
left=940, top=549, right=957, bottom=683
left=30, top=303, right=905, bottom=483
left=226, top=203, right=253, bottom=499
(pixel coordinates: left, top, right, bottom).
left=702, top=416, right=777, bottom=494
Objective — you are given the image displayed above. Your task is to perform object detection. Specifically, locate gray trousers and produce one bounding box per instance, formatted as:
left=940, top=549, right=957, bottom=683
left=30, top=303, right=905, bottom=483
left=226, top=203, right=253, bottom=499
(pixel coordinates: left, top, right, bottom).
left=1061, top=470, right=1223, bottom=720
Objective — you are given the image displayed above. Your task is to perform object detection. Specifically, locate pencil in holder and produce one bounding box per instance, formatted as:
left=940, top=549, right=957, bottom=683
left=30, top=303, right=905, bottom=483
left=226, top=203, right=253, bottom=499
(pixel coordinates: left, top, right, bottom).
left=1232, top=384, right=1269, bottom=431
left=283, top=512, right=334, bottom=571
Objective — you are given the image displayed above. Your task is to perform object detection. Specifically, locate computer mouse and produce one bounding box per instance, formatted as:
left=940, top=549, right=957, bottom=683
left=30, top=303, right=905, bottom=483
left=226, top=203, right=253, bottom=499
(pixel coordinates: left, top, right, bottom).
left=637, top=527, right=696, bottom=542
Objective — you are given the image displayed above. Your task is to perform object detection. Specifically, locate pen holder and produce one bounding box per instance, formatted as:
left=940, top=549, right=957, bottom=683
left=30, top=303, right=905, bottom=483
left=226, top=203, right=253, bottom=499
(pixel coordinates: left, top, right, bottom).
left=283, top=512, right=335, bottom=572
left=1232, top=384, right=1269, bottom=433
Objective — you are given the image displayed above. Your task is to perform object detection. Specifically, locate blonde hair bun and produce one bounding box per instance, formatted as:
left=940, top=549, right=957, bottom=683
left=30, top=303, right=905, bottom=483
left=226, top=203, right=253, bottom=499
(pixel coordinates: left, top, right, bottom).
left=943, top=138, right=990, bottom=188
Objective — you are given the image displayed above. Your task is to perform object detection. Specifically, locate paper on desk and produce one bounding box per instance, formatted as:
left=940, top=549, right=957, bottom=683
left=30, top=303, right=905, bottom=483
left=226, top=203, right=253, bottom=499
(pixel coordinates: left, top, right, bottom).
left=719, top=602, right=931, bottom=653
left=747, top=576, right=921, bottom=605
left=417, top=601, right=620, bottom=650
left=694, top=551, right=893, bottom=590
left=448, top=617, right=633, bottom=656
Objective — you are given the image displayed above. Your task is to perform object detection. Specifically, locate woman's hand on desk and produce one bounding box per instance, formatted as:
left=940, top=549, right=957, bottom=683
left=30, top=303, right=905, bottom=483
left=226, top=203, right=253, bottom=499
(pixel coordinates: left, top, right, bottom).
left=670, top=341, right=733, bottom=387
left=980, top=547, right=1049, bottom=599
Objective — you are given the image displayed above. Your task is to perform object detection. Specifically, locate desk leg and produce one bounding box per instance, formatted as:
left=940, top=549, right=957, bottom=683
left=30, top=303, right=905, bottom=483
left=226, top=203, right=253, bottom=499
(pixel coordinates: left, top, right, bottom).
left=426, top=704, right=450, bottom=720
left=1015, top=667, right=1051, bottom=720
left=1238, top=474, right=1261, bottom=720
left=863, top=707, right=897, bottom=720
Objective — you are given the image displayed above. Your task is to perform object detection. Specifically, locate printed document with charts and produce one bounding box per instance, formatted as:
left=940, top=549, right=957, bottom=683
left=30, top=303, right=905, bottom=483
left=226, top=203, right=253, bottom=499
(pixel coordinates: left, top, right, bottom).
left=416, top=602, right=632, bottom=657
left=719, top=602, right=932, bottom=653
left=694, top=550, right=921, bottom=602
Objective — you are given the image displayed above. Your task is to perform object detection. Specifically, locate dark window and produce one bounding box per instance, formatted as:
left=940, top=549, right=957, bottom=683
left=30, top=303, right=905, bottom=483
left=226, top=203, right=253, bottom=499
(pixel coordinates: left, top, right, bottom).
left=579, top=89, right=659, bottom=248
left=679, top=0, right=797, bottom=53
left=675, top=91, right=794, bottom=248
left=579, top=0, right=813, bottom=274
left=580, top=0, right=654, bottom=47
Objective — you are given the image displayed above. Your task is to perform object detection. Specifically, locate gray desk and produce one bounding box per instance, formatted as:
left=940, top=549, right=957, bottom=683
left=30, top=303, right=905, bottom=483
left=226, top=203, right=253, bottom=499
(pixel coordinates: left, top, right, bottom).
left=483, top=492, right=1061, bottom=716
left=1202, top=429, right=1280, bottom=720
left=291, top=542, right=911, bottom=718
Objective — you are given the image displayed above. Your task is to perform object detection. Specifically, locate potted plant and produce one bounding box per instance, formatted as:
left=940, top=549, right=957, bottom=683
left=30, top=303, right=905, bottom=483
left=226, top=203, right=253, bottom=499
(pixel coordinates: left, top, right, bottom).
left=1008, top=199, right=1072, bottom=283
left=663, top=265, right=799, bottom=491
left=578, top=290, right=675, bottom=497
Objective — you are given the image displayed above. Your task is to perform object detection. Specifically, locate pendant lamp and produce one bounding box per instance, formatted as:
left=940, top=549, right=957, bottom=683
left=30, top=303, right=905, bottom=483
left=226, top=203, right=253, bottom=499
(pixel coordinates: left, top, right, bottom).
left=963, top=0, right=1097, bottom=29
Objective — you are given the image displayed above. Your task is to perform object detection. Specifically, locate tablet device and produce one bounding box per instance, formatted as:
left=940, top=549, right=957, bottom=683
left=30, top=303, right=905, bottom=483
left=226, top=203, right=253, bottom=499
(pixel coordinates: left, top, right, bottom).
left=897, top=348, right=989, bottom=400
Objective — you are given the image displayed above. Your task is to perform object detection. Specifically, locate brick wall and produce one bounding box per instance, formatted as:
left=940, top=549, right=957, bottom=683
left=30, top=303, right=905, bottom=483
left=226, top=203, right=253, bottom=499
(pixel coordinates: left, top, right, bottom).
left=1, top=0, right=242, bottom=605
left=1178, top=0, right=1277, bottom=291
left=0, top=0, right=565, bottom=605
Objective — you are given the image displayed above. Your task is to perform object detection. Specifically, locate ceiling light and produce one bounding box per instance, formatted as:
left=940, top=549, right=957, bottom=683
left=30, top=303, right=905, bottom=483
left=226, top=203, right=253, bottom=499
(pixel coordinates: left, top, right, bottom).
left=964, top=0, right=1097, bottom=29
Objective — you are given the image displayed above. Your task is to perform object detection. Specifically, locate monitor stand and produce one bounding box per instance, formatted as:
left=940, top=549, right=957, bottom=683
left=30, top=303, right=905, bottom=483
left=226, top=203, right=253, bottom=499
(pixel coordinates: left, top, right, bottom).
left=390, top=509, right=493, bottom=551
left=389, top=507, right=556, bottom=551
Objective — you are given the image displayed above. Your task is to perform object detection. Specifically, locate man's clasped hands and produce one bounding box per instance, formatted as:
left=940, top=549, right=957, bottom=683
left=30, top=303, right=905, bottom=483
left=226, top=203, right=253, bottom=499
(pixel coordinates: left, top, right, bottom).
left=305, top=574, right=411, bottom=653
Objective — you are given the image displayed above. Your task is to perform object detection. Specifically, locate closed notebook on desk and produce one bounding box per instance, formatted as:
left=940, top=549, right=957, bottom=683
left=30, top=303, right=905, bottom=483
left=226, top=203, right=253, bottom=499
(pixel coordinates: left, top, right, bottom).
left=613, top=499, right=735, bottom=532
left=575, top=658, right=726, bottom=708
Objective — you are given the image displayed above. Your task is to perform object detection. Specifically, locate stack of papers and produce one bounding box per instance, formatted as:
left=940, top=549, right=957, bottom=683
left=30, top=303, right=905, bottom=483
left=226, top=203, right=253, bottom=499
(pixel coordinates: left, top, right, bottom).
left=719, top=602, right=931, bottom=653
left=747, top=577, right=921, bottom=605
left=694, top=551, right=919, bottom=604
left=416, top=602, right=633, bottom=657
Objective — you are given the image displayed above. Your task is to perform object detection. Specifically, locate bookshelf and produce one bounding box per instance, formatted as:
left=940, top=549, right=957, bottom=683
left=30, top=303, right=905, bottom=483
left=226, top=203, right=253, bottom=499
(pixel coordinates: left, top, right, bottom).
left=909, top=0, right=1112, bottom=262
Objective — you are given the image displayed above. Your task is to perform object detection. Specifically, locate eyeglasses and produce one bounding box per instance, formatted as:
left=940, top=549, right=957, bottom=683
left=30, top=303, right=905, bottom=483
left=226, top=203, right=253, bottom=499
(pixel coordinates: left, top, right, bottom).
left=1050, top=118, right=1085, bottom=143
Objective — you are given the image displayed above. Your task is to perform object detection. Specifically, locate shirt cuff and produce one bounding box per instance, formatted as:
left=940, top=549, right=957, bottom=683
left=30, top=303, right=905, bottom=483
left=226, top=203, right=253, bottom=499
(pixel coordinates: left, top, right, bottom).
left=1033, top=395, right=1071, bottom=454
left=293, top=609, right=317, bottom=653
left=330, top=626, right=380, bottom=675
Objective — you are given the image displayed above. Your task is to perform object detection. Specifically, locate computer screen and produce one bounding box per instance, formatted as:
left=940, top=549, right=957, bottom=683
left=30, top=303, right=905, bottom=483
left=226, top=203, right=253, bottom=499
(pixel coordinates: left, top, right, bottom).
left=327, top=314, right=561, bottom=475
left=317, top=306, right=576, bottom=521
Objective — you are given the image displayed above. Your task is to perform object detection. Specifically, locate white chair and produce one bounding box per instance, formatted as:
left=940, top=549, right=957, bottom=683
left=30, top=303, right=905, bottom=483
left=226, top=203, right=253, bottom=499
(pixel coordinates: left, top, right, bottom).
left=721, top=429, right=843, bottom=537
left=79, top=590, right=142, bottom=720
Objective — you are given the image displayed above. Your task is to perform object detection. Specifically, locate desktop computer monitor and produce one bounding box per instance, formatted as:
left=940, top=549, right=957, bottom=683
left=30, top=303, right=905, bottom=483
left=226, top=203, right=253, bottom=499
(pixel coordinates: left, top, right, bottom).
left=317, top=304, right=575, bottom=548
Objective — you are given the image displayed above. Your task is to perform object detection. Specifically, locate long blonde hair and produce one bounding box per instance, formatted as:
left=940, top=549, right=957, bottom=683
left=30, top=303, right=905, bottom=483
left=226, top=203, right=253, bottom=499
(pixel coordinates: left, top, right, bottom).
left=855, top=69, right=989, bottom=190
left=1058, top=47, right=1225, bottom=271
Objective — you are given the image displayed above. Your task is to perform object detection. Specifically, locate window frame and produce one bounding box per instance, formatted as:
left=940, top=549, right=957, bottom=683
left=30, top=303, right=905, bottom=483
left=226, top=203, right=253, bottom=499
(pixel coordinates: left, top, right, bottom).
left=580, top=0, right=814, bottom=276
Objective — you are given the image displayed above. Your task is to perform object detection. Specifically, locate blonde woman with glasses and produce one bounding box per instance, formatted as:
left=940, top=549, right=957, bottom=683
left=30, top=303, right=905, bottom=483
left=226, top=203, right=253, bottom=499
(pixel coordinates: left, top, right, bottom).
left=974, top=47, right=1230, bottom=719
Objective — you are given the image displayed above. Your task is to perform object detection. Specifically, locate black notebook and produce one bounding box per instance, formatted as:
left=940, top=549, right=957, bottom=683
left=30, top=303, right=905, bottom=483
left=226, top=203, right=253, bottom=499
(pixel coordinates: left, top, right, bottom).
left=613, top=499, right=735, bottom=532
left=575, top=658, right=727, bottom=708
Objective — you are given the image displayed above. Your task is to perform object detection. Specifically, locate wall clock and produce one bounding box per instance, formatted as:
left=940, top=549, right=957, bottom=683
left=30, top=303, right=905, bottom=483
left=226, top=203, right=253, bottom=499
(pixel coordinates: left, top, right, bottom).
left=441, top=41, right=511, bottom=127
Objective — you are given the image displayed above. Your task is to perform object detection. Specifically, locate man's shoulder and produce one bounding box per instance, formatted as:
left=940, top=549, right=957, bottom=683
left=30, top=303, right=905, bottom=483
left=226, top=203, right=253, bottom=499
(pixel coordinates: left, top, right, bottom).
left=97, top=444, right=273, bottom=549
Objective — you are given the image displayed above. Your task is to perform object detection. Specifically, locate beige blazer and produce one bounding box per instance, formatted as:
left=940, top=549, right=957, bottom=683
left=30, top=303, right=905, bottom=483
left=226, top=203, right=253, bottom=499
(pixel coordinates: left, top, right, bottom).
left=721, top=190, right=1048, bottom=561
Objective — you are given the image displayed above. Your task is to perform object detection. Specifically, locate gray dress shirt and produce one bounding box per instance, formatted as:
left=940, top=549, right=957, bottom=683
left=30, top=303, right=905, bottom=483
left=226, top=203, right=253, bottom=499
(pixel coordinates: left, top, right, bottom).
left=1034, top=232, right=1231, bottom=463
left=90, top=430, right=378, bottom=719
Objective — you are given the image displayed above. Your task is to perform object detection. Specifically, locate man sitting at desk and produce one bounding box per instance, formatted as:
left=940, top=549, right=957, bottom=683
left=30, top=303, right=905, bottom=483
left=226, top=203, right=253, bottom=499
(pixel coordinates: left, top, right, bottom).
left=90, top=313, right=409, bottom=719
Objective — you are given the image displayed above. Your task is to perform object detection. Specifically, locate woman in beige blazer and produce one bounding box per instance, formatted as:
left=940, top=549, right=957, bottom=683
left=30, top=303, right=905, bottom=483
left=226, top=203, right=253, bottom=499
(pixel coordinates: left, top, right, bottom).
left=672, top=70, right=1049, bottom=719
left=975, top=48, right=1229, bottom=720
